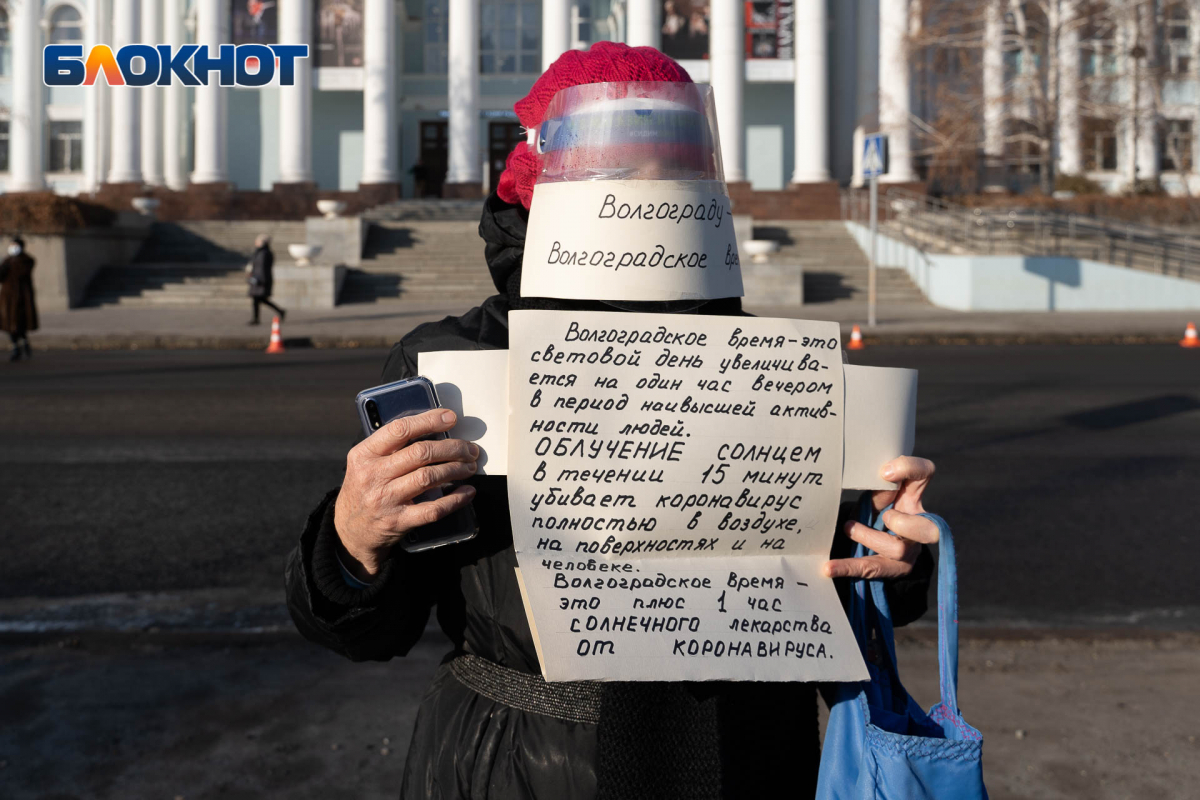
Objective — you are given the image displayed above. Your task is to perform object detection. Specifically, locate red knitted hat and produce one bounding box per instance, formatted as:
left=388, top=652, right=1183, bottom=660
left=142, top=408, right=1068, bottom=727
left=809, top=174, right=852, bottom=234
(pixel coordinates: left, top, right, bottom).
left=497, top=42, right=693, bottom=209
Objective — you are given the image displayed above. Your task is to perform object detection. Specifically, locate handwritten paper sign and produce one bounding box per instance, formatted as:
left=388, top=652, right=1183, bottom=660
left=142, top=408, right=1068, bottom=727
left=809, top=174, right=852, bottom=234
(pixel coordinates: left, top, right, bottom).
left=522, top=180, right=745, bottom=302
left=506, top=310, right=868, bottom=682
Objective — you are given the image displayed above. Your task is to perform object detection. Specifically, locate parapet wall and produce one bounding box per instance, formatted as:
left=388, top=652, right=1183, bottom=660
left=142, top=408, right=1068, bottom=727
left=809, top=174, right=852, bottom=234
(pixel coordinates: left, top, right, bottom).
left=844, top=222, right=1200, bottom=312
left=91, top=182, right=403, bottom=222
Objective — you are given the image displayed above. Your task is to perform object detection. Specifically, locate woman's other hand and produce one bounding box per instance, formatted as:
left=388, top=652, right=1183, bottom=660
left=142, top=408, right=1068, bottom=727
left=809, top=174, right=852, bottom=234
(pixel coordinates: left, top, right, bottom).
left=824, top=456, right=940, bottom=580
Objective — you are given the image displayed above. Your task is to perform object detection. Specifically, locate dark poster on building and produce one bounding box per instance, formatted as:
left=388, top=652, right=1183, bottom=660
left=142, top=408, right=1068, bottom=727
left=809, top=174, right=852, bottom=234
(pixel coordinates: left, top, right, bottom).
left=659, top=2, right=794, bottom=61
left=746, top=1, right=794, bottom=59
left=231, top=0, right=278, bottom=45
left=660, top=1, right=710, bottom=60
left=315, top=0, right=364, bottom=67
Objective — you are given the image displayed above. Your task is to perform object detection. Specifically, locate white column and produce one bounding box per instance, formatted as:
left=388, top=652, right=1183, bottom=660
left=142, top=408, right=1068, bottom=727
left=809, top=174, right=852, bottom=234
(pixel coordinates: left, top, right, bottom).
left=140, top=0, right=163, bottom=185
left=108, top=0, right=142, bottom=183
left=626, top=0, right=661, bottom=49
left=982, top=0, right=1004, bottom=159
left=10, top=0, right=45, bottom=191
left=447, top=0, right=481, bottom=187
left=192, top=0, right=228, bottom=184
left=279, top=0, right=315, bottom=183
left=83, top=0, right=104, bottom=193
left=878, top=0, right=914, bottom=182
left=95, top=0, right=112, bottom=190
left=791, top=0, right=829, bottom=183
left=162, top=0, right=186, bottom=189
left=542, top=0, right=572, bottom=71
left=360, top=0, right=398, bottom=184
left=710, top=0, right=745, bottom=182
left=1056, top=2, right=1082, bottom=175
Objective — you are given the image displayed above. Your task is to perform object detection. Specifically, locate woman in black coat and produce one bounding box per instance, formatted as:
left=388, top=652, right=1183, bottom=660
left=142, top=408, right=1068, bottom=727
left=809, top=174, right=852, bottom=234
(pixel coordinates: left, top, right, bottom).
left=0, top=236, right=38, bottom=362
left=247, top=234, right=286, bottom=325
left=284, top=193, right=940, bottom=799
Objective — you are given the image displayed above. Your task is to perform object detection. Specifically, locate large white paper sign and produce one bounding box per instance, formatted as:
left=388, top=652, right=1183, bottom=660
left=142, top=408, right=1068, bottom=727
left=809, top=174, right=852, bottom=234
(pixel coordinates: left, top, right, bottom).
left=506, top=310, right=868, bottom=682
left=521, top=180, right=745, bottom=302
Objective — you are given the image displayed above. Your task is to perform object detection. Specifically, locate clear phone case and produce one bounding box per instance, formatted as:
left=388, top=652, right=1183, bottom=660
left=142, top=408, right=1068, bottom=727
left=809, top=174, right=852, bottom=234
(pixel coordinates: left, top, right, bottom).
left=355, top=377, right=479, bottom=552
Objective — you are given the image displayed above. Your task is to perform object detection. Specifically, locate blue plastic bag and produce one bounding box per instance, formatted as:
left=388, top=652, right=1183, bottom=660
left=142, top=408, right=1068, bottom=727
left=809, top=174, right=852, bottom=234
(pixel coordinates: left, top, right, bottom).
left=816, top=500, right=987, bottom=799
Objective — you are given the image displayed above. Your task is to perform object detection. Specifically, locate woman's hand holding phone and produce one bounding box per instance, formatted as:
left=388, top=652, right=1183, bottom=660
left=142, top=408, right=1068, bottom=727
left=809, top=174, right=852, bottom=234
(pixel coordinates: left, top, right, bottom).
left=334, top=409, right=480, bottom=582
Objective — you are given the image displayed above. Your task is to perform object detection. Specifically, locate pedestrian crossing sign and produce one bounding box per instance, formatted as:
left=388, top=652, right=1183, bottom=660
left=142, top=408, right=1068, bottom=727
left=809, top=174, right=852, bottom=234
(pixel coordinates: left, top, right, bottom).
left=862, top=134, right=888, bottom=178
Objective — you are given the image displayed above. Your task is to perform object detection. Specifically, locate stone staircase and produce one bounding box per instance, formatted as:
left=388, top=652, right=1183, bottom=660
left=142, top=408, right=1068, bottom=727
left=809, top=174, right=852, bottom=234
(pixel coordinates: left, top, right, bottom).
left=756, top=220, right=929, bottom=305
left=339, top=220, right=495, bottom=304
left=82, top=212, right=924, bottom=310
left=364, top=199, right=485, bottom=223
left=85, top=221, right=308, bottom=308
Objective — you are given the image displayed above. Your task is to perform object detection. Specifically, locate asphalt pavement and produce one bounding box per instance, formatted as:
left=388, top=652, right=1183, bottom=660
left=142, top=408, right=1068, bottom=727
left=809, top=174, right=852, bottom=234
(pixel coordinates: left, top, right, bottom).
left=2, top=344, right=1197, bottom=627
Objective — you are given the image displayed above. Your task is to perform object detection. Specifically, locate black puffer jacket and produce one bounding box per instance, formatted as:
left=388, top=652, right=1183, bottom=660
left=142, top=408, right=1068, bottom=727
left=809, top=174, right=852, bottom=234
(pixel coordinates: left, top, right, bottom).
left=285, top=193, right=933, bottom=799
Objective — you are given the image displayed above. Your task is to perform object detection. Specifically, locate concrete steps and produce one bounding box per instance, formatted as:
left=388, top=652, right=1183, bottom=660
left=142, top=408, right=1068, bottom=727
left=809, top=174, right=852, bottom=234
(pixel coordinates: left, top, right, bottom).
left=133, top=221, right=308, bottom=264
left=364, top=199, right=485, bottom=222
left=755, top=220, right=929, bottom=305
left=87, top=215, right=928, bottom=309
left=86, top=264, right=251, bottom=308
left=340, top=220, right=494, bottom=304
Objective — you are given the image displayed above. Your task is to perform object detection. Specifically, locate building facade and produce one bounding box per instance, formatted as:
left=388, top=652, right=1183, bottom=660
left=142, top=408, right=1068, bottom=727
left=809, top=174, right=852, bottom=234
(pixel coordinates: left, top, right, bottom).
left=1, top=1, right=1197, bottom=201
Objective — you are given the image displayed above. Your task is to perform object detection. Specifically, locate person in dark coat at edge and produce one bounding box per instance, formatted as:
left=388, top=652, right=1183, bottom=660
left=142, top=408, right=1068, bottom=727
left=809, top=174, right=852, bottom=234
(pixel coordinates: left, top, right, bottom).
left=0, top=236, right=38, bottom=362
left=247, top=233, right=286, bottom=325
left=286, top=43, right=941, bottom=799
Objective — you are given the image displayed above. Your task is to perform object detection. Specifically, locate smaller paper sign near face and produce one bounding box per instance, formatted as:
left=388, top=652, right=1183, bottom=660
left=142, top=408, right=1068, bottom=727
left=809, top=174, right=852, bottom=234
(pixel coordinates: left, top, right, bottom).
left=521, top=180, right=745, bottom=302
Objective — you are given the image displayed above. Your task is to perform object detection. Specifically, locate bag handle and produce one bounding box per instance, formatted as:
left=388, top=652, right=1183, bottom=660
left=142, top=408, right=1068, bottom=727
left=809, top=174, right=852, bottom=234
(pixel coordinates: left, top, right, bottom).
left=921, top=512, right=959, bottom=714
left=852, top=500, right=962, bottom=715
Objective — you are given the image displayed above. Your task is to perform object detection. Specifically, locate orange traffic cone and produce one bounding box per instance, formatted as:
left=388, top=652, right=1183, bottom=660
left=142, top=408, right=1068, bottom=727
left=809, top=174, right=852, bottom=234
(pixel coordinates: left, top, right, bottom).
left=847, top=325, right=865, bottom=350
left=265, top=316, right=286, bottom=354
left=1182, top=322, right=1200, bottom=348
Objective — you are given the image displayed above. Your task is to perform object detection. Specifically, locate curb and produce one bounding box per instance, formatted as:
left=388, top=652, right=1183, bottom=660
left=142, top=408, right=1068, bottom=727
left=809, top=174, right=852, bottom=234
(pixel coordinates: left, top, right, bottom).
left=32, top=335, right=398, bottom=351
left=850, top=332, right=1185, bottom=346
left=27, top=332, right=1189, bottom=351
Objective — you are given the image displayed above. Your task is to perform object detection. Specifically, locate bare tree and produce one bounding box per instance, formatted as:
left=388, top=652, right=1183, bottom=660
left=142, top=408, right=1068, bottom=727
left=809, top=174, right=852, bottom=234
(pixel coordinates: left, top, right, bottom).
left=909, top=0, right=1170, bottom=195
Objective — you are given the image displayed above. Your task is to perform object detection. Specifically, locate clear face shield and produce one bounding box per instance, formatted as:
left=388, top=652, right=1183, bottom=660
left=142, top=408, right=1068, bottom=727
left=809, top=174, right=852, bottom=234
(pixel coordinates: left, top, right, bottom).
left=528, top=81, right=725, bottom=185
left=520, top=82, right=743, bottom=306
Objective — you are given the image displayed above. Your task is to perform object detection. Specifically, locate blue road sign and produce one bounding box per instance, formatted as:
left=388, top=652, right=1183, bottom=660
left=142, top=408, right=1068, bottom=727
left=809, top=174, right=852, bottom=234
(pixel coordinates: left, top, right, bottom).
left=862, top=133, right=888, bottom=178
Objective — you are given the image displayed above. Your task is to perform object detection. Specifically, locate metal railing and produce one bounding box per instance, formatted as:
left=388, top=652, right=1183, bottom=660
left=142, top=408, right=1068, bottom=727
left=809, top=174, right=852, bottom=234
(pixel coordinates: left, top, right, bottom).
left=842, top=187, right=1200, bottom=282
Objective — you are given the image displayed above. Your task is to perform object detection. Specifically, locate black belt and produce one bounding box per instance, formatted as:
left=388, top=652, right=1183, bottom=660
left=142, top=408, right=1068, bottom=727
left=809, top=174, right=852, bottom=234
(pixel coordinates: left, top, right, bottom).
left=448, top=653, right=603, bottom=724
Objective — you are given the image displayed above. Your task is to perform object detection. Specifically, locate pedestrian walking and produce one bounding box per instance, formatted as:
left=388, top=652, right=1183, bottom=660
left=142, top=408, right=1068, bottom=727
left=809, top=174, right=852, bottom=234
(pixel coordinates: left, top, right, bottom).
left=246, top=234, right=286, bottom=326
left=0, top=236, right=38, bottom=362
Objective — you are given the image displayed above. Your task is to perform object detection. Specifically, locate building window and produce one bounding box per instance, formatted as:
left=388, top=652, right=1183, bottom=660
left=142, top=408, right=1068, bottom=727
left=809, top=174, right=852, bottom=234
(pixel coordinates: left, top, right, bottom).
left=48, top=120, right=83, bottom=173
left=49, top=5, right=84, bottom=44
left=423, top=0, right=448, bottom=73
left=0, top=121, right=9, bottom=173
left=480, top=0, right=539, bottom=75
left=1080, top=18, right=1119, bottom=77
left=1005, top=120, right=1043, bottom=175
left=1160, top=119, right=1193, bottom=172
left=1164, top=3, right=1191, bottom=74
left=0, top=6, right=10, bottom=77
left=1083, top=118, right=1118, bottom=171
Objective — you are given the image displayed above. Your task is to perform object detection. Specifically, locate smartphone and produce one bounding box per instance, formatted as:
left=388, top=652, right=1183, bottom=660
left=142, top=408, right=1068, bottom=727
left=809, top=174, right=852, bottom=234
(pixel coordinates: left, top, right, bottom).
left=356, top=376, right=479, bottom=553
